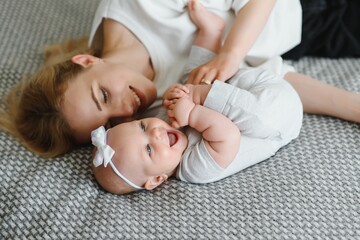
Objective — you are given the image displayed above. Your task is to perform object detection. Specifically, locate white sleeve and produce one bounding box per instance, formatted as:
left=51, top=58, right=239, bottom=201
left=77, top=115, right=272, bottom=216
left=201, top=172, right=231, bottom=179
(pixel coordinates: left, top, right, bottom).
left=176, top=130, right=224, bottom=184
left=204, top=68, right=303, bottom=140
left=176, top=129, right=284, bottom=184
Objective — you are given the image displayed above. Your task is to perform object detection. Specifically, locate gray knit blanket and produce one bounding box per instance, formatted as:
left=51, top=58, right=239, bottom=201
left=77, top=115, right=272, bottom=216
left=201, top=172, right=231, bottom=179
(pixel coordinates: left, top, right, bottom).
left=1, top=0, right=359, bottom=239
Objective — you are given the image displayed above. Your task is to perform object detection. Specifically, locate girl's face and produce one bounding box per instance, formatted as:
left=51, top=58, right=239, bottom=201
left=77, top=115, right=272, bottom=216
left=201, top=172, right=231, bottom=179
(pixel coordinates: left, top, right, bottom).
left=62, top=55, right=157, bottom=143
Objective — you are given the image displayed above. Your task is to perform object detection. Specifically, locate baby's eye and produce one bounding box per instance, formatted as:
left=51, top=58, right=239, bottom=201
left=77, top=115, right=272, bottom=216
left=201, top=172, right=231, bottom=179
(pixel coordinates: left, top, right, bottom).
left=146, top=144, right=152, bottom=156
left=101, top=88, right=108, bottom=103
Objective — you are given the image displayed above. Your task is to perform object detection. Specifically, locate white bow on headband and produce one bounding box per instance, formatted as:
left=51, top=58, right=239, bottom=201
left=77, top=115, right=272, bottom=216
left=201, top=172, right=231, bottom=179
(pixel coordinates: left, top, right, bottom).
left=91, top=126, right=115, bottom=168
left=91, top=126, right=143, bottom=190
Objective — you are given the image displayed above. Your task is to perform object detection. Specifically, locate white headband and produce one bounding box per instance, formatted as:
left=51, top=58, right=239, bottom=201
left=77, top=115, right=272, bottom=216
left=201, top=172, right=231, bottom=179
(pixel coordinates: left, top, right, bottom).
left=91, top=126, right=143, bottom=190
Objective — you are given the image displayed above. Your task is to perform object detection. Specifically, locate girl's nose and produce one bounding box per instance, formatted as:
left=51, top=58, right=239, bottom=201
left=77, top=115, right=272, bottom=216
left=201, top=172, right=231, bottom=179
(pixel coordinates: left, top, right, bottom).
left=109, top=85, right=135, bottom=117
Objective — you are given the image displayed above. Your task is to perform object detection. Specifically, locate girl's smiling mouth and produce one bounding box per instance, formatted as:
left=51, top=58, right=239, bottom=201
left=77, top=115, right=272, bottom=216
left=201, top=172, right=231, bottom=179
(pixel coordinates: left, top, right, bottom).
left=130, top=86, right=147, bottom=111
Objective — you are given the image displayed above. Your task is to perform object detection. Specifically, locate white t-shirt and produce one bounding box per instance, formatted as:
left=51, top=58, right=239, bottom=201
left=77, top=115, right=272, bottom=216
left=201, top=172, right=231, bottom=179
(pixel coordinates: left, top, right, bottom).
left=89, top=0, right=302, bottom=110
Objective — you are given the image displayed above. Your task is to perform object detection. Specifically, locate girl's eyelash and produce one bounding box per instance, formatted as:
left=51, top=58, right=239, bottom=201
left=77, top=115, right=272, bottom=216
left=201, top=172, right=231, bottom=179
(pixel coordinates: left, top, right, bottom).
left=101, top=88, right=108, bottom=103
left=140, top=122, right=145, bottom=131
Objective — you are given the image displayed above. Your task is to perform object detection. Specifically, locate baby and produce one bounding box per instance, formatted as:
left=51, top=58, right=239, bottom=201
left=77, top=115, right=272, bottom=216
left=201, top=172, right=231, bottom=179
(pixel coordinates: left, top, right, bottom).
left=90, top=0, right=303, bottom=194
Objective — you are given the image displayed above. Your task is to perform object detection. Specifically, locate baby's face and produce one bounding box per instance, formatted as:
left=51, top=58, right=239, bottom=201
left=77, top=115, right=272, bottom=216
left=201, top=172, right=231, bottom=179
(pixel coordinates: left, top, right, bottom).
left=106, top=117, right=188, bottom=188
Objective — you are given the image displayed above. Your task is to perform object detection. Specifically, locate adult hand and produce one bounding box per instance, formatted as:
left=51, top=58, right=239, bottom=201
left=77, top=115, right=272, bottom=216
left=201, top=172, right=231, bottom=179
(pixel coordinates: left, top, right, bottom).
left=186, top=51, right=241, bottom=85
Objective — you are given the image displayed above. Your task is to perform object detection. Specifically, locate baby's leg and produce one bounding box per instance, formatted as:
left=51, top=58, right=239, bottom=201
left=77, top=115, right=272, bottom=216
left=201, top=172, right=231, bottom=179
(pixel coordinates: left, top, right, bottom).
left=284, top=72, right=360, bottom=123
left=188, top=0, right=224, bottom=54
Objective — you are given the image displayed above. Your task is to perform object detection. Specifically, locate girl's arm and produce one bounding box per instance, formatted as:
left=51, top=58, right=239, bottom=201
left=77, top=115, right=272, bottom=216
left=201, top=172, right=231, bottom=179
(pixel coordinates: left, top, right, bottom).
left=187, top=0, right=277, bottom=84
left=168, top=97, right=240, bottom=168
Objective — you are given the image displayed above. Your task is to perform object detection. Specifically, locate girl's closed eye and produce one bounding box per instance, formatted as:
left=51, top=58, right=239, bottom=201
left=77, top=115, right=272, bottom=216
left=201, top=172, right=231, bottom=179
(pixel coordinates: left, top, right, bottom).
left=140, top=121, right=146, bottom=131
left=100, top=87, right=108, bottom=103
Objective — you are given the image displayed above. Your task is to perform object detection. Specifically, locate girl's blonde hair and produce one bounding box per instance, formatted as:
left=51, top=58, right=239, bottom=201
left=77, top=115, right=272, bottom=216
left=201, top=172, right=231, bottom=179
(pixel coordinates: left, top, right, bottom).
left=0, top=36, right=95, bottom=158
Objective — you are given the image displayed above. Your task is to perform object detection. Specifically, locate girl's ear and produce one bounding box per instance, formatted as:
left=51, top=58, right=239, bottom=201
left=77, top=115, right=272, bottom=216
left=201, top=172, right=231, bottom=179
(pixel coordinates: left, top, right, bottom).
left=71, top=54, right=102, bottom=68
left=144, top=175, right=168, bottom=190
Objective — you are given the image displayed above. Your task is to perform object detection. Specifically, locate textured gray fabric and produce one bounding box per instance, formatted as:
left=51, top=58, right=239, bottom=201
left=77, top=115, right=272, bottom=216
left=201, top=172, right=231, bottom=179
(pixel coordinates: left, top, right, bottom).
left=0, top=0, right=359, bottom=239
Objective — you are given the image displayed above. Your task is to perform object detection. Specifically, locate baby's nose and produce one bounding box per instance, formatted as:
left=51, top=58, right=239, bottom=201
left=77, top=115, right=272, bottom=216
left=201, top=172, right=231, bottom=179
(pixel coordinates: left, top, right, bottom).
left=151, top=127, right=164, bottom=140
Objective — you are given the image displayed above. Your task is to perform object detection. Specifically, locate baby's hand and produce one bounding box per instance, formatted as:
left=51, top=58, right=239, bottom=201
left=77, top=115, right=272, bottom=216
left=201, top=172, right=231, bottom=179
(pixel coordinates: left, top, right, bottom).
left=163, top=84, right=190, bottom=109
left=167, top=97, right=195, bottom=128
left=186, top=51, right=241, bottom=85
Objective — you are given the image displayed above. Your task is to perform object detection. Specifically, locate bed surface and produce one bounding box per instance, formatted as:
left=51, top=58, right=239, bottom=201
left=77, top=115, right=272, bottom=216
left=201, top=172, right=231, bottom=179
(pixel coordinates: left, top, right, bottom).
left=1, top=0, right=359, bottom=239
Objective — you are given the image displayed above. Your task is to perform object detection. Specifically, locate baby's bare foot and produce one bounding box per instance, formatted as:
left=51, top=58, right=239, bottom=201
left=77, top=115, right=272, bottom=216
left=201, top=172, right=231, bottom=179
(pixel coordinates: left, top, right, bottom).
left=188, top=0, right=225, bottom=35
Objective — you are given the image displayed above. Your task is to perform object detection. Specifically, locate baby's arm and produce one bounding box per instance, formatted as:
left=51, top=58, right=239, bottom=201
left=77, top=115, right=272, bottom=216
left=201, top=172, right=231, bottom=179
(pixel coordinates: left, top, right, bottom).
left=187, top=0, right=277, bottom=84
left=168, top=97, right=240, bottom=168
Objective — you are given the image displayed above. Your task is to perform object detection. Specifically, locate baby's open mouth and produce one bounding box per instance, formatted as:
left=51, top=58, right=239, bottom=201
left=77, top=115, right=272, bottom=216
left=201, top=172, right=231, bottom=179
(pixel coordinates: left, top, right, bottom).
left=167, top=132, right=178, bottom=147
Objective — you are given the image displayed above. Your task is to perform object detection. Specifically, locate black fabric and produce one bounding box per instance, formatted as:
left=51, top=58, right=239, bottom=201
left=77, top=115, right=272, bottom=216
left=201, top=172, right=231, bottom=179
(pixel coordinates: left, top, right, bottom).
left=283, top=0, right=360, bottom=60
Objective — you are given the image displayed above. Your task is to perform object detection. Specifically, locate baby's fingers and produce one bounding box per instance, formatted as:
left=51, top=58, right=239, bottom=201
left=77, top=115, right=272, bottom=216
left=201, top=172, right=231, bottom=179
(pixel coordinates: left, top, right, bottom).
left=175, top=84, right=190, bottom=94
left=167, top=108, right=175, bottom=118
left=168, top=91, right=183, bottom=100
left=171, top=120, right=181, bottom=129
left=170, top=87, right=189, bottom=98
left=163, top=99, right=172, bottom=108
left=168, top=117, right=176, bottom=126
left=167, top=100, right=178, bottom=110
